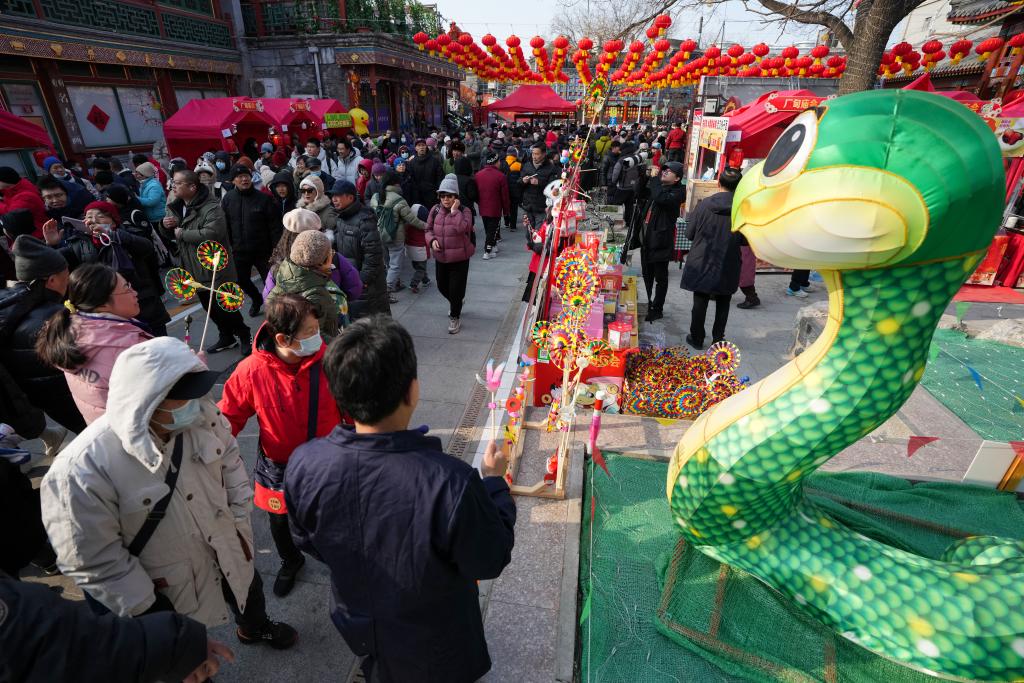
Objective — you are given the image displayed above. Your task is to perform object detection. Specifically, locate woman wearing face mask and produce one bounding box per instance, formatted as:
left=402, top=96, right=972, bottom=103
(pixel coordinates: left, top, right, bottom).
left=219, top=293, right=341, bottom=597
left=269, top=229, right=345, bottom=339
left=36, top=263, right=152, bottom=424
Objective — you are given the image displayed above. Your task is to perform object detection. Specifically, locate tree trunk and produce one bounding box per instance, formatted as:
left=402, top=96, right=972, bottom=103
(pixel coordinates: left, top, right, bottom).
left=839, top=0, right=911, bottom=95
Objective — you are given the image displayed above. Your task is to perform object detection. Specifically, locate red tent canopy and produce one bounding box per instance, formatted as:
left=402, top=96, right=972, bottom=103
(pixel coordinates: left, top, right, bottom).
left=724, top=90, right=820, bottom=159
left=0, top=109, right=52, bottom=149
left=163, top=97, right=275, bottom=163
left=485, top=85, right=577, bottom=114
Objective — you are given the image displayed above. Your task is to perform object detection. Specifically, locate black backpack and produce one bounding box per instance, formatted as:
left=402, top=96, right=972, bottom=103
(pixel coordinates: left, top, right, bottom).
left=0, top=283, right=40, bottom=345
left=615, top=155, right=643, bottom=193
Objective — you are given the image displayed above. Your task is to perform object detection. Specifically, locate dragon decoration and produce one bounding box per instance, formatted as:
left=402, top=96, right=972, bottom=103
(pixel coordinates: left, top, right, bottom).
left=667, top=89, right=1024, bottom=680
left=412, top=18, right=1024, bottom=98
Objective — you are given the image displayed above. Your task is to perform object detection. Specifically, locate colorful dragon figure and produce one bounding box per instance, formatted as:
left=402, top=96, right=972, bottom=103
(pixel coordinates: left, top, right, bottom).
left=667, top=90, right=1024, bottom=680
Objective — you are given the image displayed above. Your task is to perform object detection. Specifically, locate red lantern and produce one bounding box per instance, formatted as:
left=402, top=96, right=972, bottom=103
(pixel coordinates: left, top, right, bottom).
left=781, top=45, right=799, bottom=61
left=553, top=36, right=569, bottom=50
left=716, top=55, right=731, bottom=68
left=705, top=45, right=721, bottom=60
left=728, top=44, right=744, bottom=59
left=646, top=26, right=659, bottom=40
left=654, top=38, right=671, bottom=54
left=530, top=36, right=545, bottom=49
left=975, top=36, right=1005, bottom=61
left=950, top=38, right=972, bottom=64
left=654, top=14, right=672, bottom=30
left=810, top=45, right=829, bottom=63
left=481, top=34, right=496, bottom=47
left=827, top=55, right=843, bottom=68
left=506, top=35, right=521, bottom=48
left=679, top=39, right=697, bottom=57
left=579, top=38, right=594, bottom=51
left=1010, top=33, right=1024, bottom=55
left=629, top=40, right=645, bottom=53
left=425, top=39, right=438, bottom=54
left=412, top=32, right=428, bottom=51
left=922, top=39, right=942, bottom=55
left=891, top=41, right=912, bottom=57
left=752, top=43, right=769, bottom=60
left=437, top=34, right=451, bottom=47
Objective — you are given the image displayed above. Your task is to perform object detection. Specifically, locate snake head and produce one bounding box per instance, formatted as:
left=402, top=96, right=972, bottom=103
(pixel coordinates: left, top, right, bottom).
left=732, top=91, right=1005, bottom=271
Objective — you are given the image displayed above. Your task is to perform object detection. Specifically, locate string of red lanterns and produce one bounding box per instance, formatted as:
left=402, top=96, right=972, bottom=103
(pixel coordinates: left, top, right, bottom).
left=411, top=25, right=1024, bottom=96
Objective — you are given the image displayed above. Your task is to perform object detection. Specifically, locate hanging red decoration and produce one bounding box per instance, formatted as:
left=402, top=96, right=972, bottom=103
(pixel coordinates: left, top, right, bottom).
left=950, top=39, right=972, bottom=64
left=975, top=36, right=1005, bottom=61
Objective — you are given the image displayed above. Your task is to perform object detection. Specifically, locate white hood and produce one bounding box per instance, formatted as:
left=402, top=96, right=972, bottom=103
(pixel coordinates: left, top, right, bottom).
left=105, top=337, right=211, bottom=473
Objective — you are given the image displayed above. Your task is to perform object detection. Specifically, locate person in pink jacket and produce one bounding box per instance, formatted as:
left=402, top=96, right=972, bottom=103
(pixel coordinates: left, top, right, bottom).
left=36, top=263, right=151, bottom=424
left=425, top=174, right=475, bottom=334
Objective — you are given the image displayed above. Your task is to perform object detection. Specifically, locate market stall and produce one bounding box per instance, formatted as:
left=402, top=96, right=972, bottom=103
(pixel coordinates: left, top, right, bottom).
left=261, top=98, right=348, bottom=142
left=485, top=84, right=577, bottom=124
left=163, top=97, right=276, bottom=163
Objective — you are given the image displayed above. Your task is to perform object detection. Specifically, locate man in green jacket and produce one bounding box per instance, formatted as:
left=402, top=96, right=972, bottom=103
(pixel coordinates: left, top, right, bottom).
left=163, top=169, right=252, bottom=355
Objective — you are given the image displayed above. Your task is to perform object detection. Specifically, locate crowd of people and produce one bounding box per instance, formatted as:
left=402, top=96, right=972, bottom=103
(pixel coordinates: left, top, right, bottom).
left=0, top=114, right=786, bottom=681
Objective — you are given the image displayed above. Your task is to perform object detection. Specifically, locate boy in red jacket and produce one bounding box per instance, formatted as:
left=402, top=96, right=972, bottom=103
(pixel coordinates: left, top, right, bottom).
left=219, top=293, right=342, bottom=596
left=474, top=152, right=510, bottom=259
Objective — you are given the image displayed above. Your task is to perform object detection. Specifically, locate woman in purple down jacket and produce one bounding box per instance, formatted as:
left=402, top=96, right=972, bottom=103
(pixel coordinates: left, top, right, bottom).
left=425, top=173, right=475, bottom=335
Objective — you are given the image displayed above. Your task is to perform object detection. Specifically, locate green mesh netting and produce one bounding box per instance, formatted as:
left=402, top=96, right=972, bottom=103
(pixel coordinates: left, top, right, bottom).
left=578, top=453, right=1024, bottom=682
left=922, top=328, right=1024, bottom=441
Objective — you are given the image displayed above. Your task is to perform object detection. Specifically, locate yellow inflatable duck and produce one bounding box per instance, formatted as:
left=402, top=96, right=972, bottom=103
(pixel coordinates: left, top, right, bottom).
left=348, top=107, right=370, bottom=136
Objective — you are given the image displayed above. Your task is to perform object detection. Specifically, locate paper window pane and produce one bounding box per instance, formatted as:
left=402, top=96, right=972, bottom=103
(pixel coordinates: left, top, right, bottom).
left=117, top=87, right=163, bottom=145
left=68, top=85, right=128, bottom=148
left=175, top=88, right=206, bottom=109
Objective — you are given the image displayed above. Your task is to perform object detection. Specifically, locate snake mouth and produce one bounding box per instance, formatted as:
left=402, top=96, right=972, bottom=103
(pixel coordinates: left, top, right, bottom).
left=733, top=164, right=929, bottom=271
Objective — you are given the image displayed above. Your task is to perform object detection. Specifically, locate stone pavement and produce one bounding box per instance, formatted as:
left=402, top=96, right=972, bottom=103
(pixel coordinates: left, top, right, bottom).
left=20, top=219, right=1023, bottom=682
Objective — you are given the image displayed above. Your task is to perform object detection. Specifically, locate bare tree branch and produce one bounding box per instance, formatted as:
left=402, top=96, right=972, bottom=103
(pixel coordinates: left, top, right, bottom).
left=754, top=0, right=854, bottom=46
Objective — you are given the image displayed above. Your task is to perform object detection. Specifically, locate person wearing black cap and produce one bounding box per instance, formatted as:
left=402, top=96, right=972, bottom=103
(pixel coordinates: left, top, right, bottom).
left=331, top=180, right=391, bottom=316
left=222, top=164, right=282, bottom=317
left=626, top=161, right=686, bottom=323
left=0, top=235, right=85, bottom=433
left=41, top=337, right=298, bottom=650
left=475, top=152, right=510, bottom=259
left=407, top=138, right=444, bottom=208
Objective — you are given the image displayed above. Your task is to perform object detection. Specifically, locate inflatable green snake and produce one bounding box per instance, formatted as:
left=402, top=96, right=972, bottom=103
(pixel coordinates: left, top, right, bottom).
left=667, top=90, right=1024, bottom=680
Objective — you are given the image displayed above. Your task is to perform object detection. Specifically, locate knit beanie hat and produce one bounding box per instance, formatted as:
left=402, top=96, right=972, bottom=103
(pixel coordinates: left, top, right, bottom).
left=260, top=166, right=276, bottom=188
left=411, top=203, right=428, bottom=223
left=437, top=173, right=459, bottom=196
left=392, top=156, right=406, bottom=169
left=42, top=156, right=62, bottom=172
left=283, top=207, right=321, bottom=234
left=237, top=156, right=255, bottom=170
left=194, top=160, right=215, bottom=176
left=371, top=161, right=387, bottom=176
left=0, top=209, right=35, bottom=239
left=271, top=150, right=288, bottom=167
left=13, top=235, right=67, bottom=282
left=261, top=142, right=275, bottom=154
left=485, top=151, right=501, bottom=165
left=425, top=137, right=437, bottom=148
left=84, top=200, right=120, bottom=223
left=290, top=229, right=331, bottom=268
left=134, top=162, right=156, bottom=178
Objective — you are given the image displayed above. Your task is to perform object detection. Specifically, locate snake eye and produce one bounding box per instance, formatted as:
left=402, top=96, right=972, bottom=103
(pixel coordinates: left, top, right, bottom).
left=761, top=109, right=818, bottom=186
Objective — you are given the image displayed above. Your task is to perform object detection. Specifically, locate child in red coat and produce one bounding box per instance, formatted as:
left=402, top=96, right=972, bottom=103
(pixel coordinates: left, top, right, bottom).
left=219, top=293, right=343, bottom=596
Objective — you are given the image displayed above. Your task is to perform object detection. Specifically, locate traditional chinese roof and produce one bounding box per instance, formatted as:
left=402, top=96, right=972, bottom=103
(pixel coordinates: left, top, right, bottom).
left=884, top=59, right=985, bottom=83
left=948, top=0, right=1021, bottom=24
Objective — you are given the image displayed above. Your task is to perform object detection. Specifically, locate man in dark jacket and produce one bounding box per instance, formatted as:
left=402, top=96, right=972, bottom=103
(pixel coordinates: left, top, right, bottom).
left=406, top=139, right=445, bottom=208
left=681, top=167, right=745, bottom=349
left=519, top=143, right=558, bottom=230
left=0, top=571, right=234, bottom=682
left=601, top=140, right=621, bottom=193
left=330, top=181, right=391, bottom=318
left=286, top=316, right=515, bottom=683
left=222, top=164, right=283, bottom=316
left=163, top=170, right=252, bottom=355
left=631, top=162, right=685, bottom=322
left=0, top=235, right=85, bottom=433
left=501, top=146, right=523, bottom=231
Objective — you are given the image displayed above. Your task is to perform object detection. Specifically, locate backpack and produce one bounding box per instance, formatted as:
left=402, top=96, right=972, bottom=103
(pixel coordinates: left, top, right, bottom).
left=615, top=155, right=643, bottom=193
left=375, top=199, right=400, bottom=244
left=0, top=283, right=39, bottom=345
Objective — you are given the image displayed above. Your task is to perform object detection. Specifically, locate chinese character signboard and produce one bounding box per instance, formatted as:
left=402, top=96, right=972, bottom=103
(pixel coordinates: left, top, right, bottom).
left=324, top=113, right=353, bottom=129
left=698, top=116, right=729, bottom=154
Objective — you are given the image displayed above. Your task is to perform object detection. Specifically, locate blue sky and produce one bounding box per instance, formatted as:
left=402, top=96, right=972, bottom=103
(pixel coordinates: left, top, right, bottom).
left=430, top=0, right=825, bottom=48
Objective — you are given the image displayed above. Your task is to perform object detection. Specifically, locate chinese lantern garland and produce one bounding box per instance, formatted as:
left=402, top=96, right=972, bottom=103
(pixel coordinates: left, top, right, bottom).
left=413, top=24, right=1024, bottom=95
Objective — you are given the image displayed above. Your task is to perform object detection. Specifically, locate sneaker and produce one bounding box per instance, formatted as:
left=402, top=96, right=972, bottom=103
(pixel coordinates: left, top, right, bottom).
left=388, top=282, right=405, bottom=293
left=736, top=298, right=761, bottom=309
left=496, top=235, right=503, bottom=243
left=421, top=278, right=431, bottom=288
left=248, top=300, right=263, bottom=317
left=273, top=555, right=305, bottom=597
left=800, top=285, right=816, bottom=293
left=448, top=317, right=461, bottom=334
left=237, top=620, right=298, bottom=650
left=482, top=252, right=492, bottom=260
left=492, top=245, right=499, bottom=255
left=785, top=288, right=809, bottom=298
left=388, top=293, right=398, bottom=304
left=206, top=337, right=239, bottom=354
left=685, top=334, right=704, bottom=350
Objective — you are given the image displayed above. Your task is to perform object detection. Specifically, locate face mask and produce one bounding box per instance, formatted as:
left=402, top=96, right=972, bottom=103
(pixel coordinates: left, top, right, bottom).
left=215, top=161, right=226, bottom=171
left=155, top=399, right=201, bottom=431
left=294, top=331, right=322, bottom=356
left=52, top=171, right=67, bottom=179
